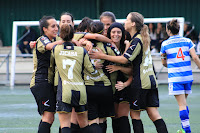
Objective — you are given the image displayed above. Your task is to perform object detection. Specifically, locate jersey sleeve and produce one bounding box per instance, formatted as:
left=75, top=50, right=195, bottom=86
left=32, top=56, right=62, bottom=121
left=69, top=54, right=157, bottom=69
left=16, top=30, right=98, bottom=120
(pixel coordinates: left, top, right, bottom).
left=37, top=36, right=51, bottom=53
left=106, top=43, right=121, bottom=56
left=83, top=48, right=96, bottom=73
left=124, top=40, right=141, bottom=62
left=188, top=39, right=195, bottom=50
left=160, top=41, right=166, bottom=54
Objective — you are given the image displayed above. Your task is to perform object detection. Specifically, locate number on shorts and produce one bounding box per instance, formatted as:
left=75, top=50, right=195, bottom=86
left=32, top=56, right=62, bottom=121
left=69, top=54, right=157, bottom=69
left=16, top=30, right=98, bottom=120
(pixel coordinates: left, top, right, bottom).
left=62, top=59, right=76, bottom=79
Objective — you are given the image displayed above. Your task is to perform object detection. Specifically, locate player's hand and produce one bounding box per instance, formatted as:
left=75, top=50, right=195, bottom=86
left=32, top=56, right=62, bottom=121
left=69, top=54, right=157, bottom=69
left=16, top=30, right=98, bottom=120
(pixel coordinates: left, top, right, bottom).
left=115, top=81, right=126, bottom=91
left=89, top=47, right=105, bottom=59
left=94, top=60, right=103, bottom=69
left=106, top=65, right=119, bottom=73
left=29, top=41, right=36, bottom=48
left=85, top=41, right=93, bottom=53
left=72, top=39, right=82, bottom=46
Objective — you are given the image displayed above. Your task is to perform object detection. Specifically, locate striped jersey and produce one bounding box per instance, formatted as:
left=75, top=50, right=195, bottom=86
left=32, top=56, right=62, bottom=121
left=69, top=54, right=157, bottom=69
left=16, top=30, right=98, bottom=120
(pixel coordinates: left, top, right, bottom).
left=160, top=35, right=195, bottom=83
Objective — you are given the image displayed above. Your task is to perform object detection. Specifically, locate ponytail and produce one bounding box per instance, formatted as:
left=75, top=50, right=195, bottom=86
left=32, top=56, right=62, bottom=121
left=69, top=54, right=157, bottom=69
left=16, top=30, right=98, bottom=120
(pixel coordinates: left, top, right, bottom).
left=140, top=24, right=150, bottom=52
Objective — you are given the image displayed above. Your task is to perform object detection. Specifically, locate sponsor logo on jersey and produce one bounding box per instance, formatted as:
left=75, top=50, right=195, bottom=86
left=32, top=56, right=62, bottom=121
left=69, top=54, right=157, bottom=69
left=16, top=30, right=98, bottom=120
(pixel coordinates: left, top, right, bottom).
left=41, top=37, right=51, bottom=44
left=59, top=51, right=77, bottom=56
left=143, top=68, right=153, bottom=74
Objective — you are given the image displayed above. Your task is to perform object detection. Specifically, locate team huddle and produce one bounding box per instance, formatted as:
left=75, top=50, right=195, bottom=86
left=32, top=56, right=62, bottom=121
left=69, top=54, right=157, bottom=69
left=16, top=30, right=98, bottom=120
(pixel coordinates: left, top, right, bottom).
left=30, top=11, right=200, bottom=133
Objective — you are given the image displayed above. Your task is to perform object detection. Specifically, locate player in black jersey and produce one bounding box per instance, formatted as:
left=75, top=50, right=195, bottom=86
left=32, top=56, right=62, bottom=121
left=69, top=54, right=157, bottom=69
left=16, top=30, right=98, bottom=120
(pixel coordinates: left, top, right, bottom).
left=90, top=12, right=168, bottom=133
left=105, top=22, right=133, bottom=133
left=30, top=16, right=63, bottom=133
left=84, top=21, right=122, bottom=133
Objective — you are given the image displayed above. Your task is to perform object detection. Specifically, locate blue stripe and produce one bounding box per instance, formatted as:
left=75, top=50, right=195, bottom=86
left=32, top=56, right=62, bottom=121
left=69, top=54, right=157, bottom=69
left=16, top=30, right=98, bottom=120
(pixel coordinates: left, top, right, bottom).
left=165, top=42, right=189, bottom=50
left=168, top=61, right=191, bottom=68
left=168, top=71, right=193, bottom=78
left=167, top=52, right=190, bottom=59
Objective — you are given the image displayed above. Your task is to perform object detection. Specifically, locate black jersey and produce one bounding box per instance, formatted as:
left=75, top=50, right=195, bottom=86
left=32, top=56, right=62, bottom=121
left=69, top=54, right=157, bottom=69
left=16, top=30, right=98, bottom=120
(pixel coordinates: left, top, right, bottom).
left=124, top=33, right=157, bottom=89
left=30, top=35, right=55, bottom=88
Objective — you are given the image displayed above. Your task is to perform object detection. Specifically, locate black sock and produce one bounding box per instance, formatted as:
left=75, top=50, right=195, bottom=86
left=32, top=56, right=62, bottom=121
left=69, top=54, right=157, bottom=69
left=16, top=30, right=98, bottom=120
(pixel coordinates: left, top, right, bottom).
left=71, top=123, right=80, bottom=133
left=59, top=126, right=61, bottom=133
left=82, top=123, right=102, bottom=133
left=118, top=116, right=131, bottom=133
left=99, top=121, right=107, bottom=133
left=112, top=118, right=120, bottom=133
left=38, top=121, right=52, bottom=133
left=132, top=119, right=144, bottom=133
left=153, top=119, right=168, bottom=133
left=61, top=127, right=71, bottom=133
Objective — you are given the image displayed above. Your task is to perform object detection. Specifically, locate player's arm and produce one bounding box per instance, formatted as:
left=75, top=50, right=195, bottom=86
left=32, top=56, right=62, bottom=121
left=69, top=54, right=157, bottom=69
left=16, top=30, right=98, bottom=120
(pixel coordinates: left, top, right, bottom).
left=79, top=39, right=93, bottom=53
left=83, top=48, right=96, bottom=73
left=190, top=47, right=200, bottom=69
left=45, top=40, right=63, bottom=50
left=90, top=47, right=128, bottom=64
left=106, top=65, right=132, bottom=75
left=161, top=53, right=167, bottom=67
left=72, top=39, right=81, bottom=46
left=115, top=75, right=133, bottom=91
left=84, top=33, right=113, bottom=44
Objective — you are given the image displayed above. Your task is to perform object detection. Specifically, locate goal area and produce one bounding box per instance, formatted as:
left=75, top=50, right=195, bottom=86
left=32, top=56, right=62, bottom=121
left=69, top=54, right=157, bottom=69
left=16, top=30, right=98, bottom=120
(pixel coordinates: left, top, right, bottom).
left=10, top=17, right=185, bottom=87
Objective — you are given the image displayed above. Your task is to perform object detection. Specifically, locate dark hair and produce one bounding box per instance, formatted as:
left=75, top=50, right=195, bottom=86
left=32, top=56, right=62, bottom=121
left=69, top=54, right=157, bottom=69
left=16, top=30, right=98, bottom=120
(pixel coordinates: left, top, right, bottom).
left=60, top=24, right=74, bottom=41
left=89, top=21, right=104, bottom=34
left=39, top=16, right=55, bottom=35
left=107, top=22, right=126, bottom=53
left=100, top=11, right=116, bottom=23
left=167, top=19, right=180, bottom=35
left=148, top=23, right=156, bottom=34
left=60, top=12, right=74, bottom=22
left=76, top=17, right=93, bottom=32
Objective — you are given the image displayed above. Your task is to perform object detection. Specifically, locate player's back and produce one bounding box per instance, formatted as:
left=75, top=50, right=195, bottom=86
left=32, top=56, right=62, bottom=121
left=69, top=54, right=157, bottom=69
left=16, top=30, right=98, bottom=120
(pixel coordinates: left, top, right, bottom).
left=161, top=35, right=194, bottom=83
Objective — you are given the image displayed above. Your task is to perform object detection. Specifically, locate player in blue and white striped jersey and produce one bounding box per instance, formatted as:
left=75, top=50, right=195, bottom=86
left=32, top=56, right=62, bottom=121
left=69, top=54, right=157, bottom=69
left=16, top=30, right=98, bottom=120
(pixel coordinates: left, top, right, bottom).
left=160, top=19, right=200, bottom=133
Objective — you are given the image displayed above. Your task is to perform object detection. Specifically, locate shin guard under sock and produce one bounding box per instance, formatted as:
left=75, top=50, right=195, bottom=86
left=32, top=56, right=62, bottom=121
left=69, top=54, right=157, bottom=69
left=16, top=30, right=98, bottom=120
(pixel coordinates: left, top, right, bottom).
left=132, top=119, right=144, bottom=133
left=61, top=127, right=71, bottom=133
left=59, top=126, right=61, bottom=133
left=99, top=121, right=107, bottom=133
left=186, top=106, right=189, bottom=114
left=179, top=110, right=191, bottom=133
left=71, top=123, right=80, bottom=133
left=112, top=118, right=120, bottom=133
left=82, top=123, right=102, bottom=133
left=38, top=121, right=51, bottom=133
left=118, top=116, right=131, bottom=133
left=153, top=119, right=168, bottom=133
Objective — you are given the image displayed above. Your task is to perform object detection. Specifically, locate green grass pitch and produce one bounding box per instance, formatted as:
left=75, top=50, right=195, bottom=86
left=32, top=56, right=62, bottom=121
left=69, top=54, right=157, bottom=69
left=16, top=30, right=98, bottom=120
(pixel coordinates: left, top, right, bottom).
left=0, top=84, right=200, bottom=133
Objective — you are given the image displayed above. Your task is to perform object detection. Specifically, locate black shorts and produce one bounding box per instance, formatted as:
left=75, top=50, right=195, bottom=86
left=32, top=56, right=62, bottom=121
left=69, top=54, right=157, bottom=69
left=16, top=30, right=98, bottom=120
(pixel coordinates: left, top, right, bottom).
left=30, top=82, right=56, bottom=115
left=114, top=86, right=130, bottom=103
left=129, top=88, right=159, bottom=111
left=56, top=100, right=87, bottom=113
left=86, top=85, right=115, bottom=120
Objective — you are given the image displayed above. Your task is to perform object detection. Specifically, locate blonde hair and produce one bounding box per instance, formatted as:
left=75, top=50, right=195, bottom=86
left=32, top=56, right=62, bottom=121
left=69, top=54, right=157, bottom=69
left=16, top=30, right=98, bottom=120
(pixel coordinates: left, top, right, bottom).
left=129, top=12, right=150, bottom=52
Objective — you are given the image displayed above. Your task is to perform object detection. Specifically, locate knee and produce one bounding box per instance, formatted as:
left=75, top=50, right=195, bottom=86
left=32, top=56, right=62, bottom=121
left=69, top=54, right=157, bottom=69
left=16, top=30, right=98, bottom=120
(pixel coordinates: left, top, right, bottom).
left=147, top=111, right=161, bottom=121
left=42, top=112, right=55, bottom=124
